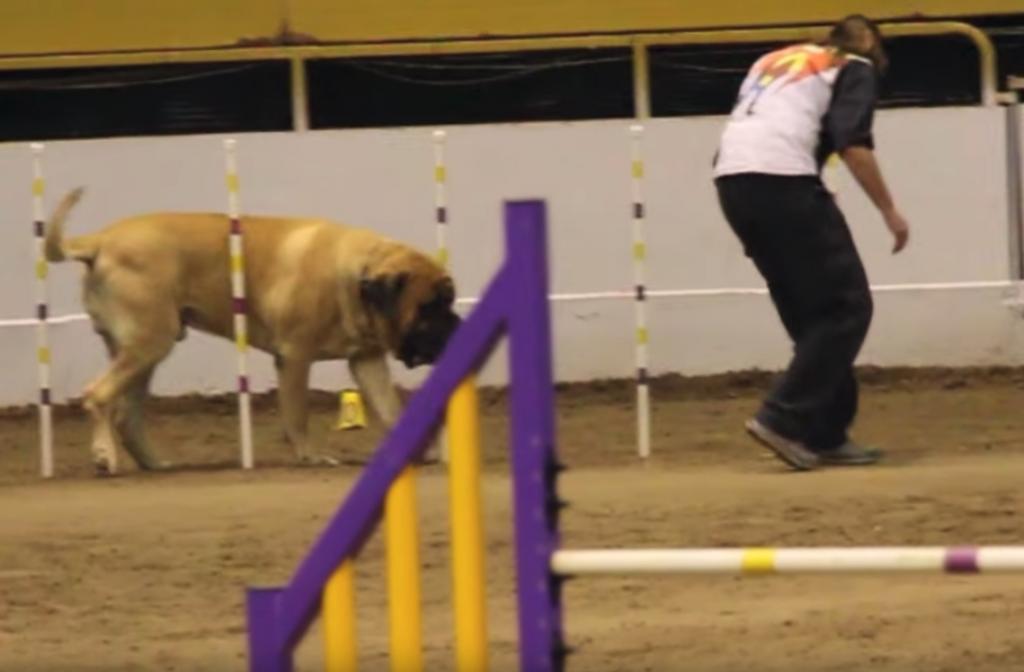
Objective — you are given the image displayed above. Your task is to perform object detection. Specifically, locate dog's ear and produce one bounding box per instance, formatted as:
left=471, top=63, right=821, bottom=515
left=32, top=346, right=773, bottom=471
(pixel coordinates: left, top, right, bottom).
left=360, top=272, right=410, bottom=321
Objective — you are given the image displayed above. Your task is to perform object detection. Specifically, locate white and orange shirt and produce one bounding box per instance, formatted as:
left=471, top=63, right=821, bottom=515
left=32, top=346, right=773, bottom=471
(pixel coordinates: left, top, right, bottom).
left=713, top=43, right=879, bottom=178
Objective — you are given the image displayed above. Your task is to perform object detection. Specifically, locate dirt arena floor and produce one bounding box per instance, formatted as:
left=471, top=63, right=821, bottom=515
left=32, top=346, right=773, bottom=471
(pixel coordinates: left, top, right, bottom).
left=7, top=366, right=1024, bottom=671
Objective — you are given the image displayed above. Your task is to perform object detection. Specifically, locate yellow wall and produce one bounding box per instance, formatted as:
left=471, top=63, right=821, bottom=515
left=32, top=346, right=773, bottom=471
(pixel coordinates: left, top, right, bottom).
left=0, top=0, right=282, bottom=56
left=0, top=0, right=1019, bottom=57
left=290, top=0, right=1024, bottom=43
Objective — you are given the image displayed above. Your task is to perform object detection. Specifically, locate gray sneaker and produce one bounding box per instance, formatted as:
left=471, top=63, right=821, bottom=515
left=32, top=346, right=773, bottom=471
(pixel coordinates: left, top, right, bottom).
left=744, top=418, right=820, bottom=471
left=816, top=441, right=883, bottom=466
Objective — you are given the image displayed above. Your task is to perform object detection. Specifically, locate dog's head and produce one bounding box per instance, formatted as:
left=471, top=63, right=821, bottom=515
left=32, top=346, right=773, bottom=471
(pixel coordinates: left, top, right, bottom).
left=359, top=250, right=462, bottom=369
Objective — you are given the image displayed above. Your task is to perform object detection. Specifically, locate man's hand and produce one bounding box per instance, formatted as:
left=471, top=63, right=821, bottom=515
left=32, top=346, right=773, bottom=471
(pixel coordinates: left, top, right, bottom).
left=883, top=208, right=909, bottom=254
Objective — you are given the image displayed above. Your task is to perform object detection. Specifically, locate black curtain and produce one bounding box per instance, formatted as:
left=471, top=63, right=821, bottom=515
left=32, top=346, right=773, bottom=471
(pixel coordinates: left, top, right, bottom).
left=307, top=48, right=635, bottom=129
left=0, top=61, right=292, bottom=142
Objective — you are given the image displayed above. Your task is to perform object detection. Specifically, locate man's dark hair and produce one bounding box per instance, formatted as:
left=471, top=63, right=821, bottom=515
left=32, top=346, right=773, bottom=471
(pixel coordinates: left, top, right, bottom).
left=827, top=14, right=888, bottom=73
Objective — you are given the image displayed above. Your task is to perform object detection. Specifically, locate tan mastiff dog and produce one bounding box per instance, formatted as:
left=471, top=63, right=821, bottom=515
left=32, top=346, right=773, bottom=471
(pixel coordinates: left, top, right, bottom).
left=43, top=187, right=461, bottom=475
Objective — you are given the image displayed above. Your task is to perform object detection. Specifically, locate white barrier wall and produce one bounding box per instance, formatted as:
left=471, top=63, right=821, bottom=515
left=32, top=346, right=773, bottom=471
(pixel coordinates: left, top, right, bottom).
left=0, top=106, right=1015, bottom=405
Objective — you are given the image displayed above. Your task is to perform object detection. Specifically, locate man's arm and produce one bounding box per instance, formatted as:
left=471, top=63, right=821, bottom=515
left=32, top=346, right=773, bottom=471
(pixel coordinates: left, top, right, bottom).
left=842, top=146, right=894, bottom=215
left=828, top=61, right=890, bottom=210
left=828, top=59, right=909, bottom=252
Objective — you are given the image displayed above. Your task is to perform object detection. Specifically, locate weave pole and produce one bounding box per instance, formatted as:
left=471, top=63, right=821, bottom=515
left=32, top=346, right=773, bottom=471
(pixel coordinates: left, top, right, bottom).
left=385, top=465, right=424, bottom=672
left=433, top=128, right=452, bottom=465
left=30, top=143, right=54, bottom=479
left=447, top=375, right=490, bottom=671
left=629, top=125, right=652, bottom=460
left=433, top=129, right=450, bottom=271
left=223, top=138, right=255, bottom=470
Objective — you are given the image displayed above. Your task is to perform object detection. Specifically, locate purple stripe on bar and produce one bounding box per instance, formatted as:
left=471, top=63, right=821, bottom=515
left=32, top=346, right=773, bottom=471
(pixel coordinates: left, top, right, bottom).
left=34, top=220, right=44, bottom=236
left=945, top=547, right=980, bottom=573
left=238, top=376, right=250, bottom=394
left=637, top=367, right=649, bottom=385
left=230, top=217, right=242, bottom=235
left=233, top=297, right=246, bottom=314
left=635, top=285, right=646, bottom=301
left=37, top=304, right=47, bottom=320
left=436, top=206, right=447, bottom=224
left=633, top=202, right=644, bottom=220
left=40, top=388, right=50, bottom=406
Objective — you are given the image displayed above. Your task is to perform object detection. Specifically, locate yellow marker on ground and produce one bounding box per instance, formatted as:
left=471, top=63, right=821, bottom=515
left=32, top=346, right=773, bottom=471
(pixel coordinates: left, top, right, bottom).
left=335, top=389, right=367, bottom=430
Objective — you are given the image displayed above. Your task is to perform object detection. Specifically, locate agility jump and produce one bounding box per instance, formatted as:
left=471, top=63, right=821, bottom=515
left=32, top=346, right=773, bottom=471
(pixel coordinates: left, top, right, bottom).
left=242, top=198, right=1024, bottom=672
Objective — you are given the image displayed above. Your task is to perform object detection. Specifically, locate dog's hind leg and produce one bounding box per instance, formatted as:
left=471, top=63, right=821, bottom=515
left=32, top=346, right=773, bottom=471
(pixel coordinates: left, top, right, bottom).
left=86, top=332, right=125, bottom=474
left=84, top=319, right=177, bottom=477
left=114, top=364, right=170, bottom=472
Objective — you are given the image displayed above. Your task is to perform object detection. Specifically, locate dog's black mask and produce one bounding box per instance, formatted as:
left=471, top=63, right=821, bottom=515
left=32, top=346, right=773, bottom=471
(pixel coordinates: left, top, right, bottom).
left=397, top=298, right=462, bottom=369
left=360, top=272, right=462, bottom=369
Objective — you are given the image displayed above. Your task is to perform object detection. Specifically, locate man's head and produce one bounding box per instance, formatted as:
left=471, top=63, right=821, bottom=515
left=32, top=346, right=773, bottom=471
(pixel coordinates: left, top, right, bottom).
left=828, top=14, right=887, bottom=74
left=359, top=249, right=462, bottom=369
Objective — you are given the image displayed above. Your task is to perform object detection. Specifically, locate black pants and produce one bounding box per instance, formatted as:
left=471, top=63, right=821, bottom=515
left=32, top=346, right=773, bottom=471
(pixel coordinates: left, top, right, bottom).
left=714, top=173, right=874, bottom=451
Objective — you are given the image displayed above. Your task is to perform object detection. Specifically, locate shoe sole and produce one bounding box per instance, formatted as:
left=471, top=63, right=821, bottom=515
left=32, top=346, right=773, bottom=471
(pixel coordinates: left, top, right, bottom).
left=818, top=450, right=883, bottom=467
left=744, top=419, right=820, bottom=472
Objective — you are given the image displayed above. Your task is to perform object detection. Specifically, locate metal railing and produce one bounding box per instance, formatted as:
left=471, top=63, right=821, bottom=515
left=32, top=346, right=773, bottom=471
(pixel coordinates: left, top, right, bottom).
left=0, top=21, right=1001, bottom=130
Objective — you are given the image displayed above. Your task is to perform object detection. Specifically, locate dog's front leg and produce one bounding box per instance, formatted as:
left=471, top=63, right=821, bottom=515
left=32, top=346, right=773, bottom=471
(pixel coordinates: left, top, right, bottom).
left=275, top=353, right=338, bottom=467
left=348, top=355, right=439, bottom=465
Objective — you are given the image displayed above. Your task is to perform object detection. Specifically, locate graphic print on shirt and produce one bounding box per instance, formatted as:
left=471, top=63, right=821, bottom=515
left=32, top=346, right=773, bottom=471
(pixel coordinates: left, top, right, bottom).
left=731, top=45, right=838, bottom=118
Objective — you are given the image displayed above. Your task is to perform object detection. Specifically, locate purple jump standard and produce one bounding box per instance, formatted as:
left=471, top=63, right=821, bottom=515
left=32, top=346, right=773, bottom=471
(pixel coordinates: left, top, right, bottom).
left=506, top=200, right=569, bottom=672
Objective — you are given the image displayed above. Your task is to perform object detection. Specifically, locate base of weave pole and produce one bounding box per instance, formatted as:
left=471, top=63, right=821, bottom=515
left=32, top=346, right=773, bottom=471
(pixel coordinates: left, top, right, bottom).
left=238, top=390, right=254, bottom=470
left=38, top=404, right=53, bottom=478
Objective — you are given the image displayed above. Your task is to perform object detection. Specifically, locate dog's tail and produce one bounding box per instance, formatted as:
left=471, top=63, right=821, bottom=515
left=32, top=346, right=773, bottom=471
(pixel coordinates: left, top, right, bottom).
left=43, top=186, right=98, bottom=263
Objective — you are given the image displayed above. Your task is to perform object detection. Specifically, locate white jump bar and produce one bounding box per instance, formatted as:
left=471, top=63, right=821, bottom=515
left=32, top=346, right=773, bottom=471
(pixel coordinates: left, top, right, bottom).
left=552, top=547, right=1024, bottom=575
left=0, top=280, right=1016, bottom=327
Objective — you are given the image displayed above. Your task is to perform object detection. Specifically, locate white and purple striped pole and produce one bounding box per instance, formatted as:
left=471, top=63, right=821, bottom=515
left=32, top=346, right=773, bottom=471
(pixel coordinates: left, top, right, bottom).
left=433, top=128, right=451, bottom=465
left=629, top=125, right=652, bottom=461
left=433, top=129, right=449, bottom=273
left=223, top=139, right=254, bottom=470
left=30, top=143, right=54, bottom=479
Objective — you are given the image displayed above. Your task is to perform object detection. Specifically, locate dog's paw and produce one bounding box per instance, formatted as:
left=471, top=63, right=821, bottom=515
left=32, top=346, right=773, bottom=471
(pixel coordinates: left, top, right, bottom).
left=141, top=460, right=174, bottom=472
left=297, top=454, right=340, bottom=468
left=93, top=459, right=119, bottom=478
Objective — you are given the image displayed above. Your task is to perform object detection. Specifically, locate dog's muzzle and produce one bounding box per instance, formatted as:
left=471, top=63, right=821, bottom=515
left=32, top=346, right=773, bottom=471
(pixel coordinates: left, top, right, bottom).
left=399, top=312, right=462, bottom=369
left=402, top=353, right=430, bottom=368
